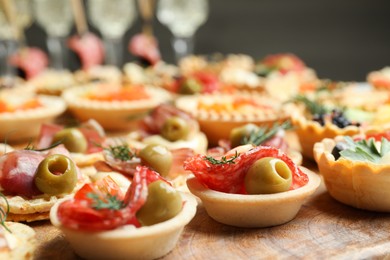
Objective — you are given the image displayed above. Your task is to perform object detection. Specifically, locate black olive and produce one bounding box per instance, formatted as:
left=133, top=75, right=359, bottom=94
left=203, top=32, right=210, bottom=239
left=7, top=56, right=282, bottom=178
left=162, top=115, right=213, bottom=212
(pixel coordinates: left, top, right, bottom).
left=331, top=142, right=348, bottom=160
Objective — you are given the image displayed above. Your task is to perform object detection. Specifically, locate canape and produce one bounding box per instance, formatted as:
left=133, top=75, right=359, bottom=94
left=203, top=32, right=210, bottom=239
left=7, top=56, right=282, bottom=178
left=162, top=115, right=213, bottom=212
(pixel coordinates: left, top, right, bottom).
left=314, top=133, right=390, bottom=212
left=185, top=145, right=321, bottom=228
left=50, top=167, right=197, bottom=260
left=62, top=83, right=171, bottom=131
left=0, top=145, right=88, bottom=222
left=175, top=92, right=292, bottom=145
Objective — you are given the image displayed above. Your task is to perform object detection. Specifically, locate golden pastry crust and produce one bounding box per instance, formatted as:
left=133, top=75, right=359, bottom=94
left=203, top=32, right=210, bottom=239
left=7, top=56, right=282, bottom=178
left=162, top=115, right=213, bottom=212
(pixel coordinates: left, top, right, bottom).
left=29, top=69, right=76, bottom=95
left=291, top=110, right=360, bottom=160
left=62, top=84, right=172, bottom=131
left=314, top=137, right=390, bottom=212
left=186, top=167, right=320, bottom=228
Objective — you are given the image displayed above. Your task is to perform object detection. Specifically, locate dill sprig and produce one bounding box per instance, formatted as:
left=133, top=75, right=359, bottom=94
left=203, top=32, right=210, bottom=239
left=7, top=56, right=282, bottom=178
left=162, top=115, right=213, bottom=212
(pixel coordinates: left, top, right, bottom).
left=204, top=151, right=240, bottom=165
left=241, top=121, right=292, bottom=146
left=87, top=193, right=124, bottom=210
left=0, top=193, right=11, bottom=233
left=104, top=144, right=136, bottom=161
left=291, top=95, right=327, bottom=115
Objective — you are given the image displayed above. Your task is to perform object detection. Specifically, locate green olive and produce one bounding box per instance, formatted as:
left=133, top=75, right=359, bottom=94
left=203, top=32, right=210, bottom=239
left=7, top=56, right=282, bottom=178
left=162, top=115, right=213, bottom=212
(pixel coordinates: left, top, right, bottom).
left=34, top=154, right=78, bottom=195
left=179, top=78, right=202, bottom=94
left=230, top=124, right=259, bottom=148
left=244, top=157, right=292, bottom=194
left=161, top=116, right=190, bottom=142
left=136, top=180, right=182, bottom=226
left=138, top=144, right=173, bottom=177
left=52, top=128, right=88, bottom=153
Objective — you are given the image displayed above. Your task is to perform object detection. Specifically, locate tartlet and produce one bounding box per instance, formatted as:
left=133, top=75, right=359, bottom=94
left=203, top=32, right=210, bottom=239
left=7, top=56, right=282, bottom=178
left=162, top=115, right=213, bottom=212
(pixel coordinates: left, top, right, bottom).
left=187, top=167, right=320, bottom=228
left=50, top=184, right=197, bottom=260
left=175, top=92, right=292, bottom=145
left=0, top=93, right=66, bottom=143
left=291, top=111, right=360, bottom=159
left=314, top=136, right=390, bottom=212
left=29, top=69, right=76, bottom=95
left=367, top=66, right=390, bottom=90
left=62, top=83, right=171, bottom=131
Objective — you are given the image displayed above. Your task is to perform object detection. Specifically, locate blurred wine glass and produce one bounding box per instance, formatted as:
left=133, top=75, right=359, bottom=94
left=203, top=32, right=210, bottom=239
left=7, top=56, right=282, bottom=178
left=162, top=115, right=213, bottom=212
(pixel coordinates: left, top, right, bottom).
left=34, top=0, right=73, bottom=70
left=0, top=0, right=32, bottom=83
left=87, top=0, right=137, bottom=67
left=157, top=0, right=209, bottom=63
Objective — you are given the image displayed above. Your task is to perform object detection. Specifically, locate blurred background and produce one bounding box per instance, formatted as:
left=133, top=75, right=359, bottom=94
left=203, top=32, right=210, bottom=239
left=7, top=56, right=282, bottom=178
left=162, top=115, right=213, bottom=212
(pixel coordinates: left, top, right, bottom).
left=2, top=0, right=390, bottom=81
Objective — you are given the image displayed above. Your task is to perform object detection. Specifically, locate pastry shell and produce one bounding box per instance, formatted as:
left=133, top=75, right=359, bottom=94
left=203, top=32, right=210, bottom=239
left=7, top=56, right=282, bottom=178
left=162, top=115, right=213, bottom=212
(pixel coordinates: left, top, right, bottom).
left=291, top=111, right=360, bottom=159
left=62, top=84, right=171, bottom=131
left=0, top=95, right=66, bottom=143
left=314, top=137, right=390, bottom=212
left=175, top=92, right=292, bottom=146
left=50, top=192, right=197, bottom=260
left=186, top=167, right=320, bottom=228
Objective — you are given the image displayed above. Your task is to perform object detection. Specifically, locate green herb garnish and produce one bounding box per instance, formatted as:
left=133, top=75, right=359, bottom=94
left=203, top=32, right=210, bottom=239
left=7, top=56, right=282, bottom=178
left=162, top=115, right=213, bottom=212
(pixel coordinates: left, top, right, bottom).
left=339, top=136, right=390, bottom=163
left=0, top=193, right=11, bottom=233
left=291, top=95, right=327, bottom=115
left=241, top=121, right=292, bottom=146
left=103, top=144, right=136, bottom=161
left=87, top=193, right=124, bottom=210
left=204, top=151, right=240, bottom=165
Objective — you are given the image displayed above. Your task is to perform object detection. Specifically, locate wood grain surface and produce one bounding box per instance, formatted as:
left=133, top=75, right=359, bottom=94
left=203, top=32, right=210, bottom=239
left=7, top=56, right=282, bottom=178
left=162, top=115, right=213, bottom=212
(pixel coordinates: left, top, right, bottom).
left=28, top=134, right=390, bottom=259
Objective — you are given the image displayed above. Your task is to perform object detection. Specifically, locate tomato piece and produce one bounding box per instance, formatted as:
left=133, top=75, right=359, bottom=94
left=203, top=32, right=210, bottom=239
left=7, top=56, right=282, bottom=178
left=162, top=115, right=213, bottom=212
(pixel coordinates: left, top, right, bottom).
left=366, top=131, right=390, bottom=142
left=184, top=146, right=308, bottom=194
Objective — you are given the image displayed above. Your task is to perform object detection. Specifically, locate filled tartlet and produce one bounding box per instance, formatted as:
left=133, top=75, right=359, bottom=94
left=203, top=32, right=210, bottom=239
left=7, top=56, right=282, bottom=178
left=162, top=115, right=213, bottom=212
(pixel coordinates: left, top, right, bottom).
left=256, top=53, right=319, bottom=101
left=0, top=144, right=88, bottom=222
left=62, top=83, right=171, bottom=131
left=29, top=69, right=77, bottom=95
left=208, top=121, right=302, bottom=165
left=50, top=166, right=197, bottom=260
left=185, top=145, right=320, bottom=227
left=314, top=132, right=390, bottom=212
left=175, top=91, right=292, bottom=145
left=367, top=66, right=390, bottom=90
left=0, top=89, right=66, bottom=143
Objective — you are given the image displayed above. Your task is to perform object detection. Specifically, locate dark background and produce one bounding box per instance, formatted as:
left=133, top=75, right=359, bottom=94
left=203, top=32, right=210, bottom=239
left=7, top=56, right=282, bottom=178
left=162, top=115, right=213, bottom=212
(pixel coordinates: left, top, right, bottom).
left=26, top=0, right=390, bottom=82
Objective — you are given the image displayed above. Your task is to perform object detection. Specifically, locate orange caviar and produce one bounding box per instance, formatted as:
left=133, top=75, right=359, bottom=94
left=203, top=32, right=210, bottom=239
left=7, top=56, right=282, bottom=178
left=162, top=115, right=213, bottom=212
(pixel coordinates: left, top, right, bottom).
left=87, top=86, right=150, bottom=102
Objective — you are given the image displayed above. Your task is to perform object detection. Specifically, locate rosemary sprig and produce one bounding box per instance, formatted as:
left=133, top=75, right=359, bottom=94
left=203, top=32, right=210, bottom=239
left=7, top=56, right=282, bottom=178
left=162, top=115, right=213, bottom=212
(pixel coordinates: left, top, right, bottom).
left=241, top=121, right=292, bottom=146
left=0, top=193, right=11, bottom=233
left=204, top=151, right=240, bottom=165
left=87, top=193, right=124, bottom=210
left=291, top=95, right=327, bottom=115
left=24, top=139, right=63, bottom=152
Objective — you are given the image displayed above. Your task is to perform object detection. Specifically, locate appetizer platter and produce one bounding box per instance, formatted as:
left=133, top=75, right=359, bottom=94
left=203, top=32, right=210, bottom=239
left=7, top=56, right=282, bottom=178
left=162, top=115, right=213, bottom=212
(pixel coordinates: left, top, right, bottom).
left=1, top=53, right=390, bottom=260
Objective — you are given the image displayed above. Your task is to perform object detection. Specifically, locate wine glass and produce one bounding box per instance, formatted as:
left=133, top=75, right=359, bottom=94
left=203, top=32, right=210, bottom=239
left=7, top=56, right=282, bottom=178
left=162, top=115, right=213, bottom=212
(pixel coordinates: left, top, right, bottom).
left=87, top=0, right=137, bottom=67
left=33, top=0, right=73, bottom=70
left=157, top=0, right=209, bottom=63
left=0, top=0, right=33, bottom=83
